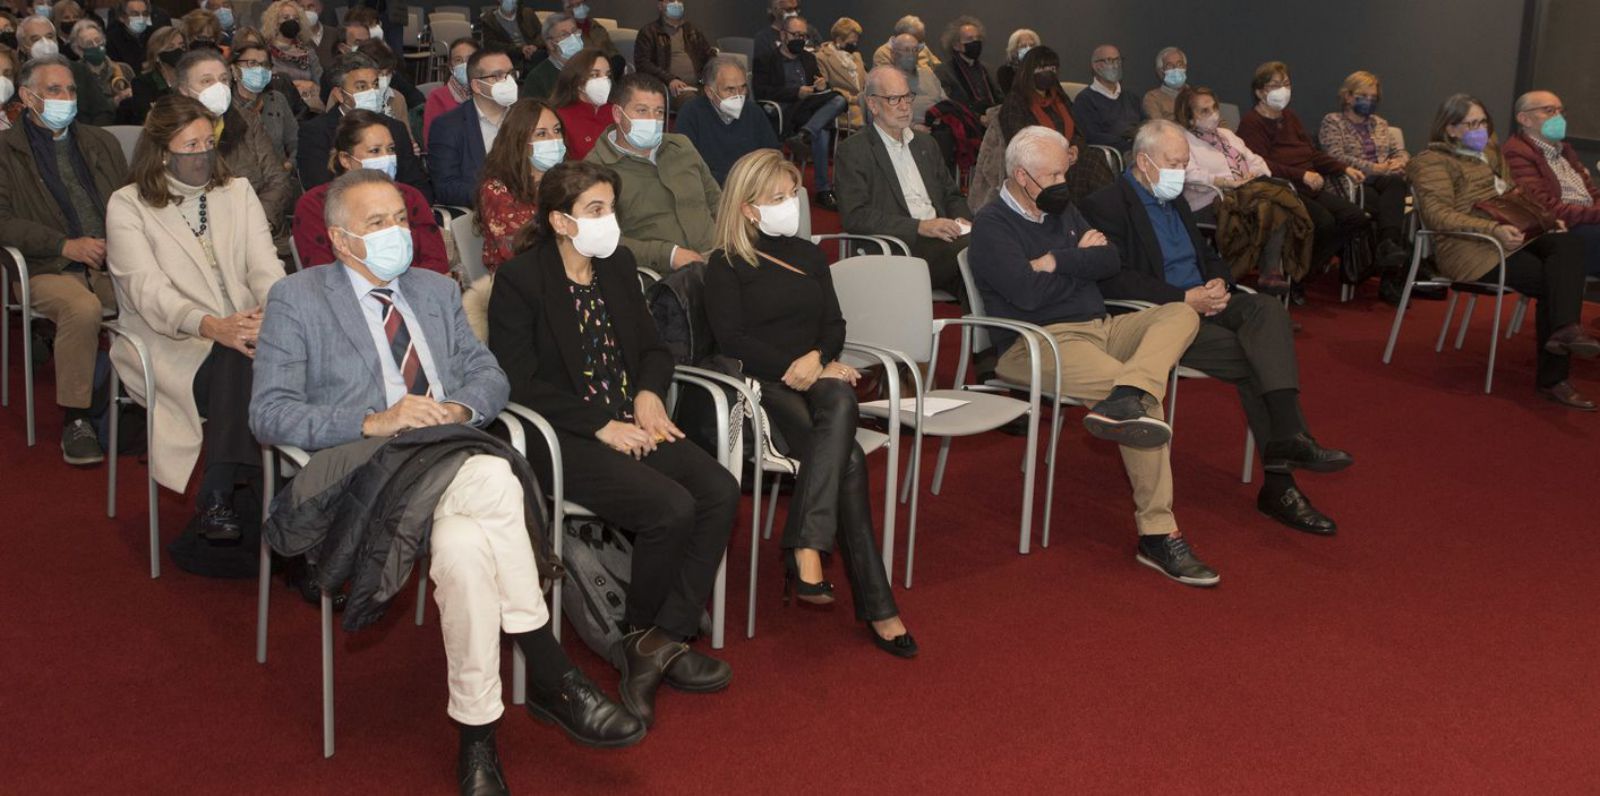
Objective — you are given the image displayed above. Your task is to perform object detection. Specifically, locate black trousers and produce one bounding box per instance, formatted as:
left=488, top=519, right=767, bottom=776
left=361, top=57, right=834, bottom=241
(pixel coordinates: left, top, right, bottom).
left=910, top=234, right=969, bottom=298
left=1500, top=232, right=1588, bottom=388
left=1361, top=173, right=1409, bottom=243
left=191, top=343, right=261, bottom=501
left=1303, top=187, right=1367, bottom=267
left=762, top=378, right=898, bottom=623
left=526, top=431, right=737, bottom=639
left=1176, top=293, right=1305, bottom=446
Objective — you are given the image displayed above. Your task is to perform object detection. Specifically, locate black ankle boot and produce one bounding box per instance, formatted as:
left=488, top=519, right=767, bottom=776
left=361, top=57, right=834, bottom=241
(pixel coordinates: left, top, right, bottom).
left=197, top=492, right=242, bottom=544
left=616, top=628, right=685, bottom=728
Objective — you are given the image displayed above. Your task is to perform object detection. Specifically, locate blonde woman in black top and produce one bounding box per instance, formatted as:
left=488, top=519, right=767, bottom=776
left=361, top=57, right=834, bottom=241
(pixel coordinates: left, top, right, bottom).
left=704, top=149, right=917, bottom=658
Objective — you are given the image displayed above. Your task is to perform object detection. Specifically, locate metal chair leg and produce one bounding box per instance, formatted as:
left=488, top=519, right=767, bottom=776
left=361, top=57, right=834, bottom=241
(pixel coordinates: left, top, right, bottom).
left=1453, top=294, right=1477, bottom=350
left=1, top=273, right=9, bottom=408
left=1242, top=429, right=1256, bottom=484
left=1485, top=291, right=1504, bottom=394
left=322, top=591, right=335, bottom=758
left=1435, top=292, right=1459, bottom=352
left=256, top=447, right=274, bottom=665
left=512, top=646, right=526, bottom=706
left=762, top=472, right=780, bottom=540
left=107, top=367, right=120, bottom=518
left=414, top=565, right=427, bottom=626
left=930, top=437, right=952, bottom=495
left=1382, top=249, right=1427, bottom=364
left=710, top=551, right=726, bottom=650
left=20, top=289, right=36, bottom=446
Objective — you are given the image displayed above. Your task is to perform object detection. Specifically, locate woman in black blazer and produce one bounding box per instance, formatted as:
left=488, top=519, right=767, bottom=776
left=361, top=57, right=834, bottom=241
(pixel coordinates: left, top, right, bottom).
left=486, top=161, right=736, bottom=729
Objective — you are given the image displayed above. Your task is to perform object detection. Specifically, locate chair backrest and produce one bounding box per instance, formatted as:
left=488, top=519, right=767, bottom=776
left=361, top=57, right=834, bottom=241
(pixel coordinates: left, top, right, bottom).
left=797, top=186, right=812, bottom=239
left=417, top=81, right=445, bottom=97
left=611, top=28, right=638, bottom=66
left=829, top=255, right=934, bottom=362
left=428, top=11, right=467, bottom=25
left=593, top=16, right=618, bottom=31
left=105, top=125, right=142, bottom=162
left=718, top=36, right=754, bottom=62
left=450, top=212, right=488, bottom=284
left=431, top=18, right=471, bottom=46
left=1389, top=125, right=1407, bottom=154
left=955, top=249, right=993, bottom=354
left=1218, top=101, right=1241, bottom=132
left=1061, top=81, right=1087, bottom=101
left=535, top=9, right=553, bottom=23
left=435, top=6, right=470, bottom=18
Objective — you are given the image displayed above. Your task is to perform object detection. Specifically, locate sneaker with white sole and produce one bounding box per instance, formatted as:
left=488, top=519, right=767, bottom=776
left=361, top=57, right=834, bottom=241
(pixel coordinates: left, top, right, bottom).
left=61, top=418, right=105, bottom=466
left=1136, top=533, right=1220, bottom=587
left=1082, top=394, right=1171, bottom=449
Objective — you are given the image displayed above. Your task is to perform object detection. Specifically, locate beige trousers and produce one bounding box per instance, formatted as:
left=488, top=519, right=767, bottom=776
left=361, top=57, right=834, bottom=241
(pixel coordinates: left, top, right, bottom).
left=995, top=303, right=1200, bottom=535
left=429, top=454, right=550, bottom=726
left=24, top=269, right=116, bottom=409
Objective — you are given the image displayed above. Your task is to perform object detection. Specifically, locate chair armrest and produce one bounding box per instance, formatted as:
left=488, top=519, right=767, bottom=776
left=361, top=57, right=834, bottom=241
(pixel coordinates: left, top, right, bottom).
left=276, top=445, right=311, bottom=468
left=929, top=316, right=1043, bottom=403
left=872, top=235, right=912, bottom=256
left=500, top=402, right=565, bottom=510
left=810, top=233, right=889, bottom=255
left=1184, top=181, right=1225, bottom=206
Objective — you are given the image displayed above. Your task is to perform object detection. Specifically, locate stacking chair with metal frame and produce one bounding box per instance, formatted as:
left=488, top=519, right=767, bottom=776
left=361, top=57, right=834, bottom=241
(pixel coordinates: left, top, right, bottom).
left=449, top=212, right=488, bottom=285
left=1, top=247, right=39, bottom=446
left=102, top=320, right=161, bottom=578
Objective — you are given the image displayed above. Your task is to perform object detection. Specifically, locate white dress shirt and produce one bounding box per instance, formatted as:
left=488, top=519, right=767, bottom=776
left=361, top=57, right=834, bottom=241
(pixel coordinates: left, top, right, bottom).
left=476, top=99, right=503, bottom=153
left=875, top=123, right=936, bottom=221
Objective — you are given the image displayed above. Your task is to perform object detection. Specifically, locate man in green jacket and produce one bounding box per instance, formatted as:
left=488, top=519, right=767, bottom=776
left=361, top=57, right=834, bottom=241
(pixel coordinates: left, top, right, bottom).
left=0, top=55, right=129, bottom=463
left=584, top=73, right=721, bottom=273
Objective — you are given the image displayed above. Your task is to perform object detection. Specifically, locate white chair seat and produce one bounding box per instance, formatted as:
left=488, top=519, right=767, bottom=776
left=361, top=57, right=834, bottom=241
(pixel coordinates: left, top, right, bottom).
left=860, top=388, right=1029, bottom=437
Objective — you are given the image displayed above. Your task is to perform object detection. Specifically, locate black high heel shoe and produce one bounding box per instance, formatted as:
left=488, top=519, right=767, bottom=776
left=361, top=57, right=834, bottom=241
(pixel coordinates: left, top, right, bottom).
left=781, top=548, right=835, bottom=606
left=867, top=624, right=919, bottom=659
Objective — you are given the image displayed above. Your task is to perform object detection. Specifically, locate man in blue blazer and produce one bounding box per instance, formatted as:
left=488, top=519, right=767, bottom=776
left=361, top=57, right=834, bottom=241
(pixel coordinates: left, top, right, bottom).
left=297, top=52, right=432, bottom=200
left=250, top=171, right=643, bottom=796
left=429, top=47, right=518, bottom=207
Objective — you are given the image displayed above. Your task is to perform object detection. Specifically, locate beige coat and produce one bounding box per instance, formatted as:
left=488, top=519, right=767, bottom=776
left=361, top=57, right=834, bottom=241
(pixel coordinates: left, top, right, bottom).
left=105, top=178, right=286, bottom=490
left=1407, top=143, right=1508, bottom=282
left=816, top=42, right=866, bottom=128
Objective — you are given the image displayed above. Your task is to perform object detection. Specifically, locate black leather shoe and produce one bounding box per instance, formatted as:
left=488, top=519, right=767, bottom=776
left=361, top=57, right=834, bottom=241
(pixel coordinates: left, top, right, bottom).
left=197, top=493, right=243, bottom=544
left=1537, top=380, right=1597, bottom=411
left=1257, top=485, right=1337, bottom=535
left=1544, top=324, right=1600, bottom=359
left=616, top=628, right=685, bottom=728
left=814, top=190, right=839, bottom=211
left=527, top=669, right=646, bottom=748
left=456, top=729, right=509, bottom=796
left=786, top=130, right=813, bottom=165
left=663, top=646, right=732, bottom=692
left=1135, top=533, right=1220, bottom=587
left=1263, top=433, right=1353, bottom=474
left=868, top=626, right=919, bottom=659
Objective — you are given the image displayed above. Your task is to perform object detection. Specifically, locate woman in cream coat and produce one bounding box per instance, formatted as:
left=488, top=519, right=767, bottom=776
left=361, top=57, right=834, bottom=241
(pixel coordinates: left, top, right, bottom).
left=106, top=95, right=285, bottom=542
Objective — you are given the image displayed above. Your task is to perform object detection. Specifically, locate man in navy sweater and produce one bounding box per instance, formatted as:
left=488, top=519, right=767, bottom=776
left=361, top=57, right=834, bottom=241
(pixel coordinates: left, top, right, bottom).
left=969, top=125, right=1218, bottom=588
left=676, top=55, right=780, bottom=185
left=1073, top=44, right=1142, bottom=150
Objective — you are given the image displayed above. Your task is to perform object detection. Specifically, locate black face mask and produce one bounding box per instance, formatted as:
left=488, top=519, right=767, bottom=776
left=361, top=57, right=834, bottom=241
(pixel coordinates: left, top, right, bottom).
left=961, top=40, right=982, bottom=60
left=0, top=31, right=17, bottom=50
left=167, top=148, right=216, bottom=187
left=279, top=19, right=301, bottom=40
left=159, top=48, right=184, bottom=67
left=840, top=41, right=857, bottom=54
left=784, top=38, right=805, bottom=55
left=189, top=38, right=218, bottom=52
left=1025, top=171, right=1072, bottom=216
left=1032, top=71, right=1056, bottom=92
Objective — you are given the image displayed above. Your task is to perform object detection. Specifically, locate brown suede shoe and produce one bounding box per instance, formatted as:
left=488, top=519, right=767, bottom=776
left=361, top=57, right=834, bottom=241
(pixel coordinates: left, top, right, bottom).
left=1537, top=381, right=1597, bottom=411
left=1543, top=324, right=1600, bottom=359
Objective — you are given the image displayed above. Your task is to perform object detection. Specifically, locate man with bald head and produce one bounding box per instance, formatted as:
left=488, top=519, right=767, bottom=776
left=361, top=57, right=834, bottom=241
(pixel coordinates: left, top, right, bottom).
left=1082, top=120, right=1353, bottom=537
left=1074, top=43, right=1143, bottom=149
left=835, top=64, right=970, bottom=297
left=1504, top=90, right=1600, bottom=277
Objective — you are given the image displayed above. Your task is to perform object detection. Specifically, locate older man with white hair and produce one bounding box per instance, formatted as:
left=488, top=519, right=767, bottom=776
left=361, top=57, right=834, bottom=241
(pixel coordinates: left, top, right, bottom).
left=20, top=14, right=115, bottom=122
left=1082, top=120, right=1353, bottom=536
left=969, top=124, right=1217, bottom=587
left=1141, top=46, right=1187, bottom=121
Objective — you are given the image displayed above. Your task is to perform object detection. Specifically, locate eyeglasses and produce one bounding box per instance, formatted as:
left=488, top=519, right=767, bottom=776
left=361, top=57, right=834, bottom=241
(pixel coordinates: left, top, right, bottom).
left=1524, top=104, right=1564, bottom=116
left=873, top=92, right=916, bottom=107
left=475, top=70, right=518, bottom=83
left=1459, top=118, right=1490, bottom=131
left=1092, top=56, right=1122, bottom=65
left=235, top=57, right=268, bottom=68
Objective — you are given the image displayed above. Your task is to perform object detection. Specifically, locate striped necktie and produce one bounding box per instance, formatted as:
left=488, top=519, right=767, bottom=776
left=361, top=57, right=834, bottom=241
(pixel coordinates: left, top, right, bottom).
left=369, top=288, right=430, bottom=397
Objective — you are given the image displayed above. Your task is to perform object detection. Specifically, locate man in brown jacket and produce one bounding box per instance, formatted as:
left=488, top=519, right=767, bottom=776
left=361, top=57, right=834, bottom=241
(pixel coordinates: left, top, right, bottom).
left=633, top=0, right=715, bottom=109
left=0, top=54, right=128, bottom=463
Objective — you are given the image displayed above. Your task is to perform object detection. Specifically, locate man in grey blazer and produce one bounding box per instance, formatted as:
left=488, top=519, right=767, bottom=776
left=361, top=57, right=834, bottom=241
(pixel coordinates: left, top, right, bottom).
left=835, top=65, right=972, bottom=298
left=250, top=171, right=643, bottom=796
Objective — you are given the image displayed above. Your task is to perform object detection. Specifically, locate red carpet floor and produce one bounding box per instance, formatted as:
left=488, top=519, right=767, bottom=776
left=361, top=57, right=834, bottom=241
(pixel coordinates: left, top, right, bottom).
left=4, top=259, right=1599, bottom=793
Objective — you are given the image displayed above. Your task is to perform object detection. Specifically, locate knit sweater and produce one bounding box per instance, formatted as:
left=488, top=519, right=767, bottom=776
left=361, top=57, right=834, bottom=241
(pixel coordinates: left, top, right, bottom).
left=674, top=93, right=781, bottom=184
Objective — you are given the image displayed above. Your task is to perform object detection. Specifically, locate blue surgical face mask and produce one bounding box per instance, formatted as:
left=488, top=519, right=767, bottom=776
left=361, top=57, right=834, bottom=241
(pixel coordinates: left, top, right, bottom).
left=1351, top=96, right=1377, bottom=117
left=557, top=32, right=583, bottom=59
left=361, top=154, right=398, bottom=179
left=1140, top=153, right=1185, bottom=201
left=500, top=0, right=515, bottom=13
left=349, top=87, right=384, bottom=112
left=240, top=65, right=272, bottom=93
left=34, top=4, right=51, bottom=18
left=624, top=116, right=663, bottom=150
left=451, top=63, right=468, bottom=86
left=530, top=138, right=566, bottom=171
left=571, top=3, right=590, bottom=20
left=128, top=15, right=151, bottom=34
left=665, top=1, right=684, bottom=20
left=344, top=223, right=413, bottom=281
left=33, top=94, right=78, bottom=130
left=1162, top=68, right=1186, bottom=89
left=1541, top=114, right=1567, bottom=142
left=217, top=7, right=234, bottom=29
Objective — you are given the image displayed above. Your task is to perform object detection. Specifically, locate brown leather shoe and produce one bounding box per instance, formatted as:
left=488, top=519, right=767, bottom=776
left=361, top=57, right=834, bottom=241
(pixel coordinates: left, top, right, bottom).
left=1543, top=324, right=1600, bottom=359
left=1537, top=381, right=1597, bottom=411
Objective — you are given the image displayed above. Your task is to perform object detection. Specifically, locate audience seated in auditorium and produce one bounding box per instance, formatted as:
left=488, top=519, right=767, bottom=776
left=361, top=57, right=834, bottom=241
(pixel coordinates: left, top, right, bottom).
left=968, top=125, right=1215, bottom=586
left=293, top=109, right=446, bottom=272
left=254, top=167, right=646, bottom=796
left=755, top=0, right=818, bottom=57
left=295, top=0, right=337, bottom=72
left=115, top=22, right=181, bottom=123
left=332, top=6, right=374, bottom=58
left=297, top=52, right=429, bottom=199
left=869, top=14, right=937, bottom=71
left=354, top=39, right=420, bottom=122
left=815, top=16, right=864, bottom=129
left=934, top=16, right=1000, bottom=122
left=177, top=7, right=222, bottom=53
left=71, top=19, right=132, bottom=109
left=519, top=12, right=578, bottom=101
left=835, top=65, right=970, bottom=298
left=753, top=13, right=844, bottom=209
left=105, top=0, right=155, bottom=68
left=261, top=0, right=322, bottom=111
left=559, top=0, right=623, bottom=78
left=990, top=46, right=1114, bottom=202
left=1141, top=46, right=1186, bottom=122
left=1237, top=61, right=1367, bottom=278
left=994, top=27, right=1038, bottom=94
left=22, top=15, right=113, bottom=123
left=476, top=0, right=539, bottom=72
left=1073, top=43, right=1141, bottom=150
left=229, top=36, right=298, bottom=167
left=1318, top=70, right=1410, bottom=274
left=476, top=98, right=564, bottom=273
left=0, top=53, right=127, bottom=465
left=1081, top=119, right=1354, bottom=535
left=583, top=73, right=720, bottom=273
left=1175, top=85, right=1306, bottom=292
left=1407, top=93, right=1598, bottom=409
left=193, top=0, right=233, bottom=43
left=430, top=47, right=517, bottom=208
left=422, top=36, right=475, bottom=148
left=104, top=94, right=284, bottom=540
left=676, top=54, right=777, bottom=185
left=173, top=48, right=292, bottom=250
left=703, top=150, right=918, bottom=657
left=634, top=0, right=715, bottom=110
left=1504, top=90, right=1600, bottom=278
left=486, top=159, right=735, bottom=733
left=549, top=47, right=613, bottom=161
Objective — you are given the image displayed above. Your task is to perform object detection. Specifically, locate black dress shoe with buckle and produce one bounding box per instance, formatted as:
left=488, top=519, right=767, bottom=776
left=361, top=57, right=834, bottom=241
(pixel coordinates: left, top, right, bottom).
left=457, top=729, right=509, bottom=796
left=1263, top=433, right=1353, bottom=474
left=197, top=493, right=243, bottom=544
left=616, top=629, right=685, bottom=728
left=527, top=669, right=646, bottom=748
left=662, top=645, right=732, bottom=692
left=1257, top=485, right=1337, bottom=535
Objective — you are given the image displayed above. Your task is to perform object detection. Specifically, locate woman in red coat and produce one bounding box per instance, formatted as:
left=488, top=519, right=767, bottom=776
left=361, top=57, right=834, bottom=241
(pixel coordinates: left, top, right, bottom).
left=551, top=48, right=615, bottom=161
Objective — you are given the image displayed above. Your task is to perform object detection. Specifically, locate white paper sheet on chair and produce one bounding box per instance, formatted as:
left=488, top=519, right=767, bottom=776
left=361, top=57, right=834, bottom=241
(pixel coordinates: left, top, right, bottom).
left=861, top=397, right=969, bottom=417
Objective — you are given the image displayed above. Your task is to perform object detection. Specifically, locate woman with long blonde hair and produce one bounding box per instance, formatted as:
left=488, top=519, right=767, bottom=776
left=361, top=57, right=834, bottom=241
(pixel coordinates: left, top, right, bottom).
left=704, top=149, right=917, bottom=658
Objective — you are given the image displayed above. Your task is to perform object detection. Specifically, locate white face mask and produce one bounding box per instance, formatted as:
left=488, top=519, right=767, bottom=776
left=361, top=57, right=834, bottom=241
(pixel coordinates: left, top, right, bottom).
left=1140, top=154, right=1186, bottom=202
left=483, top=77, right=517, bottom=107
left=582, top=76, right=611, bottom=105
left=1194, top=113, right=1220, bottom=133
left=349, top=87, right=384, bottom=112
left=29, top=37, right=60, bottom=58
left=196, top=81, right=231, bottom=115
left=377, top=73, right=391, bottom=94
left=563, top=212, right=621, bottom=258
left=368, top=24, right=382, bottom=40
left=716, top=93, right=745, bottom=121
left=1264, top=86, right=1291, bottom=111
left=304, top=10, right=318, bottom=27
left=755, top=193, right=801, bottom=237
left=0, top=76, right=13, bottom=106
